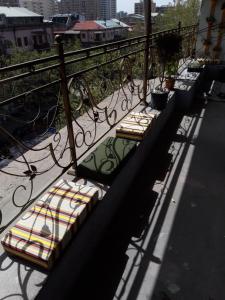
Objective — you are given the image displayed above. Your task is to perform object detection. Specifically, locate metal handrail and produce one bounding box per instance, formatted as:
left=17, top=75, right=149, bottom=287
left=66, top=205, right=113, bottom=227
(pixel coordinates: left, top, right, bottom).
left=0, top=23, right=198, bottom=235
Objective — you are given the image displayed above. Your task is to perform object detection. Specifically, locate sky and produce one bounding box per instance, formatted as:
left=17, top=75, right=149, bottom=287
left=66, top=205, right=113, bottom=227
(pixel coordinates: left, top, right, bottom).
left=117, top=0, right=170, bottom=14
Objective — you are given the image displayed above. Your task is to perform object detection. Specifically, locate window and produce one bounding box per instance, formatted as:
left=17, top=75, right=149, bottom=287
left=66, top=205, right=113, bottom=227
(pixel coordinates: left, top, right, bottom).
left=4, top=40, right=13, bottom=49
left=95, top=33, right=100, bottom=41
left=17, top=37, right=22, bottom=47
left=24, top=37, right=28, bottom=46
left=38, top=35, right=43, bottom=44
left=33, top=36, right=37, bottom=45
left=81, top=33, right=86, bottom=39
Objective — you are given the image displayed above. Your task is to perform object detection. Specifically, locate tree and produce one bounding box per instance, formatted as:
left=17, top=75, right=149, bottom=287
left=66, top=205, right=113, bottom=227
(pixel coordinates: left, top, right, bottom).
left=155, top=0, right=201, bottom=31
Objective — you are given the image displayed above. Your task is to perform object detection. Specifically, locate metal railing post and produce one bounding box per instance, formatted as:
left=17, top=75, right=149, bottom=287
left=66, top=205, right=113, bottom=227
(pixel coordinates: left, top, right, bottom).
left=55, top=35, right=77, bottom=173
left=191, top=24, right=197, bottom=58
left=143, top=0, right=152, bottom=104
left=178, top=21, right=181, bottom=34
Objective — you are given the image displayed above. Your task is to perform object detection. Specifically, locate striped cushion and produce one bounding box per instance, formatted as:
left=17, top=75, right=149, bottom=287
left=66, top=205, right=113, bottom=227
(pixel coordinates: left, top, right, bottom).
left=116, top=112, right=157, bottom=141
left=1, top=179, right=99, bottom=269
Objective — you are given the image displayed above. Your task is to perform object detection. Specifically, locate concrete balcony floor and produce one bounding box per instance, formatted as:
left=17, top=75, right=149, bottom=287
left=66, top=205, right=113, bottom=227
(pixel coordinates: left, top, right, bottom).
left=66, top=96, right=225, bottom=300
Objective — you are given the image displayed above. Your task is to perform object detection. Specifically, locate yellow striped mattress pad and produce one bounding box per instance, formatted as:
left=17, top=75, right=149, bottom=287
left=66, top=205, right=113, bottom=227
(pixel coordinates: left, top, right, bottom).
left=1, top=179, right=99, bottom=269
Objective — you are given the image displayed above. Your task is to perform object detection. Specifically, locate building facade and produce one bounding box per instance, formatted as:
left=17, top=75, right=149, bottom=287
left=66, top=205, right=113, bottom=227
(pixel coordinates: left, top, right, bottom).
left=55, top=19, right=129, bottom=44
left=99, top=0, right=116, bottom=19
left=51, top=13, right=84, bottom=31
left=58, top=0, right=116, bottom=20
left=19, top=0, right=55, bottom=20
left=110, top=0, right=116, bottom=19
left=58, top=0, right=96, bottom=20
left=0, top=6, right=53, bottom=55
left=0, top=0, right=19, bottom=6
left=134, top=0, right=156, bottom=15
left=58, top=0, right=78, bottom=15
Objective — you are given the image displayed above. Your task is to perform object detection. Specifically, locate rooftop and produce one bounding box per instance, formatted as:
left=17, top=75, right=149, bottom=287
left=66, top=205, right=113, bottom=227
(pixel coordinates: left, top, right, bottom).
left=96, top=19, right=127, bottom=28
left=72, top=20, right=104, bottom=31
left=0, top=6, right=42, bottom=18
left=72, top=19, right=130, bottom=31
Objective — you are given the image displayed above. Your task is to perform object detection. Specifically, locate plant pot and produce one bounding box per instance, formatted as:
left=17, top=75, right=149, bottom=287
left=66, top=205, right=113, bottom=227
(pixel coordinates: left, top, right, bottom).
left=187, top=62, right=203, bottom=72
left=165, top=78, right=175, bottom=90
left=151, top=90, right=168, bottom=110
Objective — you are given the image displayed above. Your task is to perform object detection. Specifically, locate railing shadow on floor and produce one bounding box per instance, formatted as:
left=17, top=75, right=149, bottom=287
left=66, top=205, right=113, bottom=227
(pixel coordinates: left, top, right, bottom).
left=59, top=100, right=204, bottom=300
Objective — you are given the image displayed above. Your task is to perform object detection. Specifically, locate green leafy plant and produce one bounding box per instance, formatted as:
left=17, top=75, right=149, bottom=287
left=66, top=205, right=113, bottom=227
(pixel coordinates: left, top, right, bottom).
left=165, top=60, right=179, bottom=78
left=206, top=15, right=216, bottom=24
left=154, top=32, right=182, bottom=90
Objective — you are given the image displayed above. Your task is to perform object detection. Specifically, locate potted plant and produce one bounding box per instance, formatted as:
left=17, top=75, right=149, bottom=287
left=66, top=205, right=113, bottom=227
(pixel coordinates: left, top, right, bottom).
left=188, top=60, right=204, bottom=72
left=165, top=60, right=179, bottom=90
left=206, top=15, right=216, bottom=26
left=151, top=32, right=182, bottom=110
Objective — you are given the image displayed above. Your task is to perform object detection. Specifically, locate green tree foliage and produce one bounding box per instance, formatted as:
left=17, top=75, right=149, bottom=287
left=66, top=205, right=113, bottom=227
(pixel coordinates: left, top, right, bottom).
left=0, top=36, right=144, bottom=135
left=0, top=39, right=82, bottom=103
left=155, top=0, right=201, bottom=31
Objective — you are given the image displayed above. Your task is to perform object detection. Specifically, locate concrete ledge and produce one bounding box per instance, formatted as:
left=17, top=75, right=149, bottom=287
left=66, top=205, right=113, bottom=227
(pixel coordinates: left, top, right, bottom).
left=175, top=66, right=204, bottom=112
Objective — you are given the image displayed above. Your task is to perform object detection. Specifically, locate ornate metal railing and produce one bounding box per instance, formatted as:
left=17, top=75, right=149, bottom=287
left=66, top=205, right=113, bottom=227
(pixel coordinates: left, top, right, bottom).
left=0, top=24, right=197, bottom=232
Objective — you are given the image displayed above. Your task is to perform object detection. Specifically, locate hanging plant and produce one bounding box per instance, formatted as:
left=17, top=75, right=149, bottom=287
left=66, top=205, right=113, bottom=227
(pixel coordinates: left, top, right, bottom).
left=206, top=15, right=216, bottom=25
left=154, top=33, right=182, bottom=64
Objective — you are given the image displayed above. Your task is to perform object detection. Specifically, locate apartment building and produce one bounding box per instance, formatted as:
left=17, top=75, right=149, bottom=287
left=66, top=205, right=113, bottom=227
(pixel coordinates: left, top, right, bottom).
left=59, top=0, right=98, bottom=20
left=58, top=0, right=116, bottom=20
left=0, top=6, right=53, bottom=54
left=58, top=0, right=78, bottom=14
left=19, top=0, right=55, bottom=20
left=134, top=0, right=156, bottom=15
left=99, top=0, right=116, bottom=19
left=0, top=0, right=19, bottom=6
left=110, top=0, right=116, bottom=18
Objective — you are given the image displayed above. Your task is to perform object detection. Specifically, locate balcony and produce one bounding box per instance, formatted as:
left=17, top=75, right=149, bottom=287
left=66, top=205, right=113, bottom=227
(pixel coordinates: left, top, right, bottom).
left=0, top=24, right=223, bottom=299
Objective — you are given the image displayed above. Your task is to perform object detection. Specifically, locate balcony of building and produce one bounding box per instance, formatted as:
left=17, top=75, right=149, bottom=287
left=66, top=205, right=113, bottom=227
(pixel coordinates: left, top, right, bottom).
left=0, top=17, right=224, bottom=299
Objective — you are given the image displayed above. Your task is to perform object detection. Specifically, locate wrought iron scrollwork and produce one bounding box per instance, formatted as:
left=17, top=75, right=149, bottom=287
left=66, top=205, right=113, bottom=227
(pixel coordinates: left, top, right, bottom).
left=0, top=24, right=197, bottom=233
